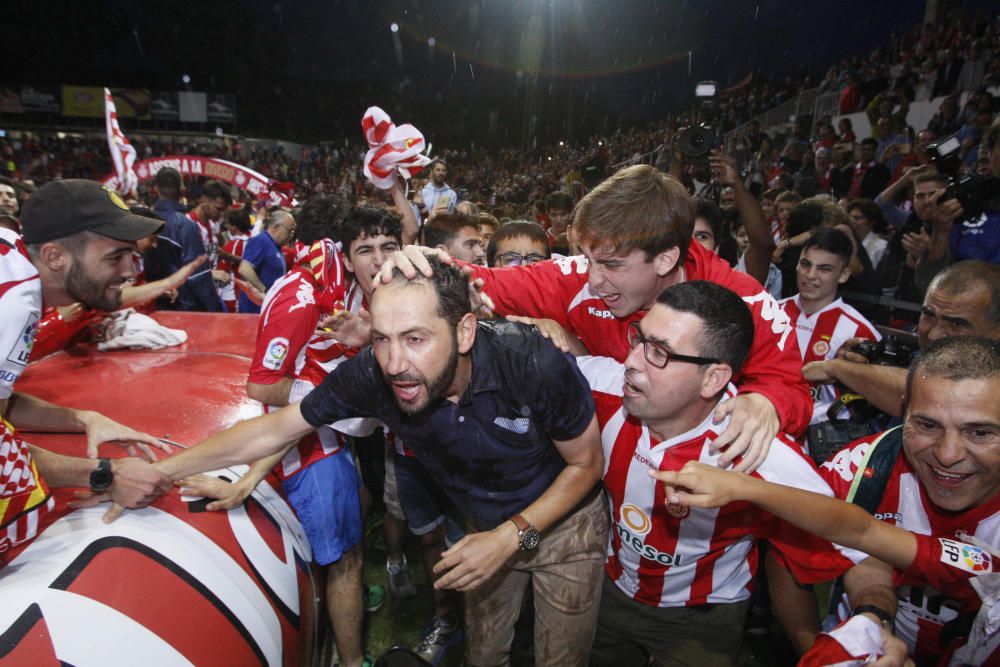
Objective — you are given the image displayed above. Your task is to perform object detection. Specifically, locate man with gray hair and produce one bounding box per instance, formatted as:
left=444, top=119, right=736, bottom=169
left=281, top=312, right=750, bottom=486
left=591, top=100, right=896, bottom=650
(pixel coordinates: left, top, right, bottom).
left=237, top=208, right=296, bottom=313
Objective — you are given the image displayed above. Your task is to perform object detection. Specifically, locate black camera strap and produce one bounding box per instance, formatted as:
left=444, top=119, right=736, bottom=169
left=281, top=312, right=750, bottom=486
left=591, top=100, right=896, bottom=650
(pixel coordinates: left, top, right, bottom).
left=823, top=426, right=904, bottom=627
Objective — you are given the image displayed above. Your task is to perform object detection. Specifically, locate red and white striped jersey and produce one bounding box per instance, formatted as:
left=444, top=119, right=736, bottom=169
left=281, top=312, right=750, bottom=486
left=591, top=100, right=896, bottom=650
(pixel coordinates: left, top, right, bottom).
left=248, top=267, right=366, bottom=480
left=217, top=233, right=249, bottom=303
left=779, top=296, right=880, bottom=423
left=578, top=356, right=862, bottom=608
left=0, top=229, right=54, bottom=557
left=820, top=435, right=1000, bottom=661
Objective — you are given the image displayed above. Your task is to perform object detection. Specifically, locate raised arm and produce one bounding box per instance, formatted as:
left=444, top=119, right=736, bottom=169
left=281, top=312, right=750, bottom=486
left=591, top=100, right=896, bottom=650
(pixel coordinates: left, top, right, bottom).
left=650, top=461, right=917, bottom=570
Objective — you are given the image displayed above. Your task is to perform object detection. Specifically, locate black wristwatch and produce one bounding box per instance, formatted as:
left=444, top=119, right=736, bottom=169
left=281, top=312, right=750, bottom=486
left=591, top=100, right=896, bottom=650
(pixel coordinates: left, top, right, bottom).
left=852, top=604, right=895, bottom=633
left=89, top=458, right=114, bottom=493
left=509, top=514, right=540, bottom=552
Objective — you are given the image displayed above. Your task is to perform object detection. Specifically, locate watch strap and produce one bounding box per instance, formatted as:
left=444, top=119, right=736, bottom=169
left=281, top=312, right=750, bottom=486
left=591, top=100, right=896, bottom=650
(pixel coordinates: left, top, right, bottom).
left=509, top=513, right=530, bottom=533
left=852, top=604, right=895, bottom=632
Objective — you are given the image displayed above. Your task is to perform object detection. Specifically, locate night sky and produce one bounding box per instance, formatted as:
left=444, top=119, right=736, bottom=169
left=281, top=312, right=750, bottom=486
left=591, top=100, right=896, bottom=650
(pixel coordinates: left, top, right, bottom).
left=2, top=0, right=993, bottom=145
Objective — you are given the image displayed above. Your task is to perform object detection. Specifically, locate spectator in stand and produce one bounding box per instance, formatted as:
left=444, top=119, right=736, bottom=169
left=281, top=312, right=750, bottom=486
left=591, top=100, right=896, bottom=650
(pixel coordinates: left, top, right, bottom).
left=237, top=209, right=295, bottom=313
left=847, top=199, right=889, bottom=269
left=486, top=220, right=549, bottom=268
left=848, top=139, right=891, bottom=200
left=932, top=48, right=965, bottom=98
left=837, top=118, right=856, bottom=145
left=146, top=167, right=223, bottom=312
left=830, top=142, right=857, bottom=199
left=797, top=147, right=833, bottom=197
left=187, top=180, right=230, bottom=252
left=839, top=72, right=863, bottom=114
left=420, top=159, right=457, bottom=218
left=927, top=95, right=962, bottom=137
left=867, top=90, right=910, bottom=140
left=217, top=208, right=252, bottom=312
left=957, top=42, right=988, bottom=91
left=422, top=212, right=485, bottom=265
left=773, top=190, right=800, bottom=242
left=544, top=191, right=573, bottom=256
left=890, top=128, right=934, bottom=183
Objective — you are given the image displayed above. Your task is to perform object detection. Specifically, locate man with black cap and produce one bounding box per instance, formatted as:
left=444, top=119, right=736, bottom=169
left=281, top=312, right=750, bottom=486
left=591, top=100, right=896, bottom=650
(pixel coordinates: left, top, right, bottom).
left=0, top=179, right=173, bottom=562
left=145, top=167, right=223, bottom=312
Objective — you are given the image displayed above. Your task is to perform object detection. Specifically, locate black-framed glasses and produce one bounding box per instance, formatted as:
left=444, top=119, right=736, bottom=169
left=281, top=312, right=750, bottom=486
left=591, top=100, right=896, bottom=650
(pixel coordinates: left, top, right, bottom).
left=626, top=321, right=721, bottom=369
left=496, top=251, right=548, bottom=267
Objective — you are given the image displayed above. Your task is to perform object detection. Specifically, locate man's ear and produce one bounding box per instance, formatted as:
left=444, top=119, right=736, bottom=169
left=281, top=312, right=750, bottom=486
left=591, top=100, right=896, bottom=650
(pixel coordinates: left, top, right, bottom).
left=699, top=363, right=734, bottom=400
left=838, top=265, right=852, bottom=285
left=37, top=241, right=70, bottom=273
left=456, top=312, right=477, bottom=354
left=652, top=246, right=681, bottom=277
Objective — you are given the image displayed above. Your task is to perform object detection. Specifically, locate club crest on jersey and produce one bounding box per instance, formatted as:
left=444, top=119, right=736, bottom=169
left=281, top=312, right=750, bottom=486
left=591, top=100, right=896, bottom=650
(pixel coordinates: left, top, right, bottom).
left=812, top=340, right=830, bottom=356
left=939, top=538, right=993, bottom=574
left=263, top=337, right=290, bottom=370
left=665, top=502, right=690, bottom=519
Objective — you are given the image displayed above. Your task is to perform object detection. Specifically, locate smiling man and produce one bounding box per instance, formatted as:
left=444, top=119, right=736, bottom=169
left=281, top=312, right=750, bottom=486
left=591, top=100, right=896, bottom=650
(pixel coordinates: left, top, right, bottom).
left=779, top=228, right=879, bottom=424
left=148, top=257, right=606, bottom=667
left=800, top=336, right=1000, bottom=665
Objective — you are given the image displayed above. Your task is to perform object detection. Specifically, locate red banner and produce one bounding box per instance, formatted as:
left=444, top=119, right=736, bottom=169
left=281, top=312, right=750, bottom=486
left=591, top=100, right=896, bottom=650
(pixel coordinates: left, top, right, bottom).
left=102, top=155, right=294, bottom=207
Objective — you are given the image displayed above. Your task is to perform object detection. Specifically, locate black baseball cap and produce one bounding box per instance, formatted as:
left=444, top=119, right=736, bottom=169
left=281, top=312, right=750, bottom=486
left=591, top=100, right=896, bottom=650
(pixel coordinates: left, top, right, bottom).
left=20, top=179, right=164, bottom=244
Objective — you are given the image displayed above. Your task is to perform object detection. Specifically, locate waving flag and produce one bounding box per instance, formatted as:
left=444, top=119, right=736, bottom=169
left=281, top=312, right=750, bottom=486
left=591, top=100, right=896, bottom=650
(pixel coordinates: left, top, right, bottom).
left=361, top=106, right=431, bottom=190
left=104, top=88, right=138, bottom=196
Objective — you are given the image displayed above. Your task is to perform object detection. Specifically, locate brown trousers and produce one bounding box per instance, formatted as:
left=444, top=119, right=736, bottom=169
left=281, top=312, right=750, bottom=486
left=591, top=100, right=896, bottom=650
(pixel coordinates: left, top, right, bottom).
left=463, top=490, right=609, bottom=667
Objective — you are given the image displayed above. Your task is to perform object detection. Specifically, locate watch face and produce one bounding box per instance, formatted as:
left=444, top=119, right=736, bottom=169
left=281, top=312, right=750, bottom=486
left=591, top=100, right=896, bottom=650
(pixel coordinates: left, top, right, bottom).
left=520, top=527, right=540, bottom=551
left=90, top=468, right=113, bottom=492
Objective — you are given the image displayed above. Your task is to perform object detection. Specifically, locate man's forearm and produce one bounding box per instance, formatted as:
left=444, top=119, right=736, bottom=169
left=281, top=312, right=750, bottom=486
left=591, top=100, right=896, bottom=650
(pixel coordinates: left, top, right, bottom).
left=518, top=461, right=601, bottom=535
left=238, top=262, right=265, bottom=293
left=826, top=360, right=907, bottom=418
left=518, top=421, right=603, bottom=534
left=844, top=557, right=899, bottom=619
left=246, top=378, right=294, bottom=407
left=155, top=405, right=314, bottom=481
left=28, top=444, right=99, bottom=487
left=6, top=393, right=88, bottom=433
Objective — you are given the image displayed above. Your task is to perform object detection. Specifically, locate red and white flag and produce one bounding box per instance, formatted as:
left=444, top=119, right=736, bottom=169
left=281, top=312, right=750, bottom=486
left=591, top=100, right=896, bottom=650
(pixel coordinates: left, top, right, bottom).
left=361, top=106, right=431, bottom=190
left=104, top=88, right=138, bottom=196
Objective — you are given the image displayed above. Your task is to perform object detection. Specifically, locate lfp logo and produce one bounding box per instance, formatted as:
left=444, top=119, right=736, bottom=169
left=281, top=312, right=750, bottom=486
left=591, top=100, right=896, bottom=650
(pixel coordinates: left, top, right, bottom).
left=962, top=545, right=992, bottom=573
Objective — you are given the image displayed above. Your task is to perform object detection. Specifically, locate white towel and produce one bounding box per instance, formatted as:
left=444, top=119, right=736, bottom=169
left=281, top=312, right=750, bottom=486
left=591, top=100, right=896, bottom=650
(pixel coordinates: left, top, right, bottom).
left=97, top=309, right=188, bottom=351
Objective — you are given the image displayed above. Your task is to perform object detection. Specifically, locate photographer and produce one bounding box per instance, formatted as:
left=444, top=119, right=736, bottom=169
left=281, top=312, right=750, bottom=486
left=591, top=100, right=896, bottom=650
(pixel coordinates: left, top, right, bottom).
left=802, top=260, right=1000, bottom=418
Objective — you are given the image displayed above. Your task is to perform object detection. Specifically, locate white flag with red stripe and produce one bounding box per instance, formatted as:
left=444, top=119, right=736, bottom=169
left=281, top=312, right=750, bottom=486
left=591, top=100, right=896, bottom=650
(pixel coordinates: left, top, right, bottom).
left=361, top=106, right=431, bottom=190
left=104, top=87, right=138, bottom=196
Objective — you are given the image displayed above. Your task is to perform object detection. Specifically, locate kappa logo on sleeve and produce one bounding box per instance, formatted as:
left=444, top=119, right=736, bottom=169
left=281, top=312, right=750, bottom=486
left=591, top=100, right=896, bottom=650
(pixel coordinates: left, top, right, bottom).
left=6, top=313, right=39, bottom=368
left=263, top=337, right=290, bottom=371
left=939, top=538, right=993, bottom=574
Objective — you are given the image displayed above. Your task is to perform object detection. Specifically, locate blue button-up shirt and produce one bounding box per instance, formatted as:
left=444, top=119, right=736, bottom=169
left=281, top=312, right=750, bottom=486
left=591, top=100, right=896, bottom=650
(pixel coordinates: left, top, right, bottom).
left=301, top=320, right=595, bottom=530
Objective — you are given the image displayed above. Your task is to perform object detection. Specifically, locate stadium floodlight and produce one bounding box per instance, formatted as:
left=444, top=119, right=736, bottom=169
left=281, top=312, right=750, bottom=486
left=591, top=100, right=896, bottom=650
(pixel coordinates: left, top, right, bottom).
left=390, top=22, right=399, bottom=33
left=181, top=74, right=191, bottom=85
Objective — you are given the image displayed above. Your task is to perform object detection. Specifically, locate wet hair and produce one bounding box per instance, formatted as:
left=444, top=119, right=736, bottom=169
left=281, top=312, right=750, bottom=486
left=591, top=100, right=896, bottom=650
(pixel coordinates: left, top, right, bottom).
left=573, top=164, right=695, bottom=261
left=802, top=227, right=854, bottom=267
left=295, top=194, right=351, bottom=245
left=340, top=205, right=403, bottom=254
left=655, top=280, right=755, bottom=374
left=905, top=336, right=1000, bottom=405
left=423, top=212, right=480, bottom=248
left=387, top=255, right=471, bottom=328
left=929, top=260, right=1000, bottom=326
left=485, top=220, right=549, bottom=265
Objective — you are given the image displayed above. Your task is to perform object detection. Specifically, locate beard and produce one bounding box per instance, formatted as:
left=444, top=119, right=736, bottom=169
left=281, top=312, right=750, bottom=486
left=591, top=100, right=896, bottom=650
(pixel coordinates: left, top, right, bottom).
left=65, top=259, right=122, bottom=312
left=382, top=334, right=459, bottom=415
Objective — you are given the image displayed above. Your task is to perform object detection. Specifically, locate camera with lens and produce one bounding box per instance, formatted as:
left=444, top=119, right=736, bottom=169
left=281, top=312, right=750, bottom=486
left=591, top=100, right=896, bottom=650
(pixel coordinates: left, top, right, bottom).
left=853, top=334, right=918, bottom=368
left=676, top=81, right=720, bottom=165
left=927, top=133, right=1000, bottom=222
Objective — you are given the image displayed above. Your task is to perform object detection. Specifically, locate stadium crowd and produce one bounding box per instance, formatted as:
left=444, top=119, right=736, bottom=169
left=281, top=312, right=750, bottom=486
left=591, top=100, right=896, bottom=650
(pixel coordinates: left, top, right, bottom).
left=2, top=7, right=1000, bottom=667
